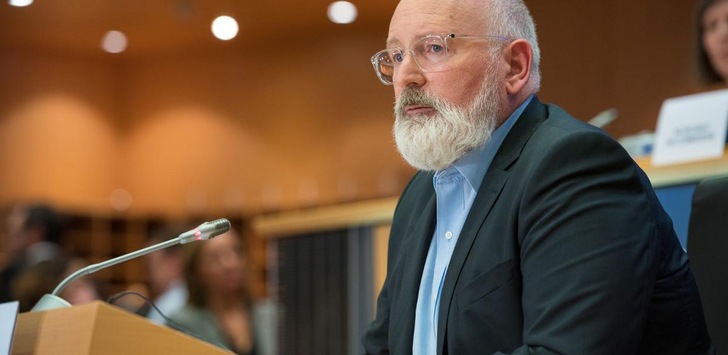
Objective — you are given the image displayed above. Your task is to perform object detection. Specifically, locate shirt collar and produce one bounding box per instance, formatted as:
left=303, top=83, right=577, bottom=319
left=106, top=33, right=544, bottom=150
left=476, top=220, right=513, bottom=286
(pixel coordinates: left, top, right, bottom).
left=437, top=94, right=534, bottom=191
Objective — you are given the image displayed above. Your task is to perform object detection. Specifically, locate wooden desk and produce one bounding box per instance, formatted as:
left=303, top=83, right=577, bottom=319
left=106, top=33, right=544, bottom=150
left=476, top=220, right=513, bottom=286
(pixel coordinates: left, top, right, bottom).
left=13, top=301, right=230, bottom=355
left=634, top=148, right=728, bottom=187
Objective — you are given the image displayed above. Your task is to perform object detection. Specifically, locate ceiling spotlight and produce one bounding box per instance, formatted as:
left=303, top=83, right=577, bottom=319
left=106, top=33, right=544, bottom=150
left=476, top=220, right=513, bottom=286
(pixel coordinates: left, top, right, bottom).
left=9, top=0, right=33, bottom=6
left=327, top=1, right=357, bottom=24
left=211, top=16, right=239, bottom=41
left=101, top=30, right=128, bottom=54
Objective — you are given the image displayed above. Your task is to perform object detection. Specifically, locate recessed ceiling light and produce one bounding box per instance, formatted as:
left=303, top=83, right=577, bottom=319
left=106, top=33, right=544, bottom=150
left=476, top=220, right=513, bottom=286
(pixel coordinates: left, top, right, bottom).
left=9, top=0, right=33, bottom=7
left=101, top=31, right=128, bottom=54
left=327, top=1, right=357, bottom=24
left=211, top=16, right=239, bottom=41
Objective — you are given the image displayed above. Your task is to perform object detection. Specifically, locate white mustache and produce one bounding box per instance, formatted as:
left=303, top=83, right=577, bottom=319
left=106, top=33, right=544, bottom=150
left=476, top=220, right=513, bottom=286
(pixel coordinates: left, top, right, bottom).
left=395, top=89, right=446, bottom=117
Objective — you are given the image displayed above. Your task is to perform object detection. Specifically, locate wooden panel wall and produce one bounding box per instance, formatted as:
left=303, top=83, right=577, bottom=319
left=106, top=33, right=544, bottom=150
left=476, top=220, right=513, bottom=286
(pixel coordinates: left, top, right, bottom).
left=529, top=0, right=718, bottom=137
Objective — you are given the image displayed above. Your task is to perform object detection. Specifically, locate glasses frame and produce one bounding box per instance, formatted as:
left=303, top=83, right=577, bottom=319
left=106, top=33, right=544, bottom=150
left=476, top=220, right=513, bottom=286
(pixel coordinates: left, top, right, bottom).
left=370, top=33, right=509, bottom=85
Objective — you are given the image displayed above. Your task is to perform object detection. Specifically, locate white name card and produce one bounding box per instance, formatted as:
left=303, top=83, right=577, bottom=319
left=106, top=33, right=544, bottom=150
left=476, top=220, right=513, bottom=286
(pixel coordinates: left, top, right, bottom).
left=652, top=89, right=728, bottom=166
left=0, top=301, right=19, bottom=354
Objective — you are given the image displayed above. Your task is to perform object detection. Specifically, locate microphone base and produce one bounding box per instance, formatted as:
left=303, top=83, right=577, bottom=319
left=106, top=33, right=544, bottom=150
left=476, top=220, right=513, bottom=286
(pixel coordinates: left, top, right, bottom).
left=31, top=294, right=72, bottom=312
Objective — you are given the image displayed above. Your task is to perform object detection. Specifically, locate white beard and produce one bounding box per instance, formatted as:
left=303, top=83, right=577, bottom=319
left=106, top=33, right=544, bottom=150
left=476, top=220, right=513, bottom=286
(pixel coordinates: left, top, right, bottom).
left=393, top=70, right=502, bottom=172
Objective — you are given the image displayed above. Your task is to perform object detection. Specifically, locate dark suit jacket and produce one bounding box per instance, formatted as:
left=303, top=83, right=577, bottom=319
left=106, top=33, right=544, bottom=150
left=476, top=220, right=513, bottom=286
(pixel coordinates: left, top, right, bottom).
left=363, top=97, right=714, bottom=354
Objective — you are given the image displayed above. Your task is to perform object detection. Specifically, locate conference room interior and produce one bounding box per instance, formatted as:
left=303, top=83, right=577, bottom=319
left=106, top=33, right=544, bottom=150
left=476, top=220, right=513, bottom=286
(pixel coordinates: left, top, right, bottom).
left=1, top=0, right=726, bottom=353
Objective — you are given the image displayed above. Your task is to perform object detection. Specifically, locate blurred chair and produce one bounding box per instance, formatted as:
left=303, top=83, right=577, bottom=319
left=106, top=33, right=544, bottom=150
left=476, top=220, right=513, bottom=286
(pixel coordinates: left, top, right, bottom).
left=687, top=175, right=728, bottom=352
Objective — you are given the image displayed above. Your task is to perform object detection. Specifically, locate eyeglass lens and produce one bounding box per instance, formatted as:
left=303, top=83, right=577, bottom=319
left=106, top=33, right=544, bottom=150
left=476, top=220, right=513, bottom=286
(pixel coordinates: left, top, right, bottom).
left=373, top=35, right=450, bottom=84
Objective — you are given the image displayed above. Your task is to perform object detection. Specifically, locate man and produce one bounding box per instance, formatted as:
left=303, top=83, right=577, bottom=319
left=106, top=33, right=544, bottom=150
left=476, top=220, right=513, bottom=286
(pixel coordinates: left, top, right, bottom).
left=142, top=225, right=188, bottom=324
left=363, top=0, right=714, bottom=354
left=0, top=203, right=63, bottom=303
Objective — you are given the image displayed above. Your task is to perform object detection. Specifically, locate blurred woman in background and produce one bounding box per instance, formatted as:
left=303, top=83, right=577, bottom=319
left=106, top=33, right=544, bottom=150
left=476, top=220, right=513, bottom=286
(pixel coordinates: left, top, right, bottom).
left=698, top=0, right=728, bottom=85
left=697, top=0, right=728, bottom=144
left=168, top=227, right=274, bottom=355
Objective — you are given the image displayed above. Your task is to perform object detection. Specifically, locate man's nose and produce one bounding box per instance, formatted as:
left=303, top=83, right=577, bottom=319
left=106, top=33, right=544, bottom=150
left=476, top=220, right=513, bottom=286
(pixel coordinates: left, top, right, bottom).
left=393, top=52, right=427, bottom=89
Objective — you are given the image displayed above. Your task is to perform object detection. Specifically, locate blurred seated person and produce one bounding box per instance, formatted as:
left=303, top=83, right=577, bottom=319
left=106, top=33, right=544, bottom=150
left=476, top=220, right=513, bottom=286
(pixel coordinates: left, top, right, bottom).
left=0, top=203, right=64, bottom=303
left=142, top=224, right=189, bottom=324
left=698, top=0, right=728, bottom=86
left=697, top=0, right=728, bottom=144
left=12, top=254, right=102, bottom=312
left=167, top=227, right=275, bottom=355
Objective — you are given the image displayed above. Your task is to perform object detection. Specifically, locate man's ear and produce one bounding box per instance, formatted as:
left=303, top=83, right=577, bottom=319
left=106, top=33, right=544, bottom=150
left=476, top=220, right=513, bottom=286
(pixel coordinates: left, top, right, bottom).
left=504, top=39, right=533, bottom=95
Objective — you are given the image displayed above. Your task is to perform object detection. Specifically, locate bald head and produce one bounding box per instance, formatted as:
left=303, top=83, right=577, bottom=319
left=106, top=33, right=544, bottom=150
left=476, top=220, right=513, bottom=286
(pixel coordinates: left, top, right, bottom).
left=390, top=0, right=487, bottom=42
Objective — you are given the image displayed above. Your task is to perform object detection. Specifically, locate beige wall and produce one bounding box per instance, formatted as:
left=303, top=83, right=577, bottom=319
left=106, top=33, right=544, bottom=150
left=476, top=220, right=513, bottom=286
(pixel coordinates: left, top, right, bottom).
left=0, top=33, right=413, bottom=217
left=120, top=34, right=412, bottom=216
left=0, top=49, right=123, bottom=211
left=0, top=1, right=718, bottom=217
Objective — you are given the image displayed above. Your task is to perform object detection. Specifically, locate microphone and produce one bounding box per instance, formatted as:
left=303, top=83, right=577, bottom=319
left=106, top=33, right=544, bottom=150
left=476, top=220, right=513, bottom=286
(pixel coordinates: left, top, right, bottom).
left=31, top=218, right=232, bottom=312
left=588, top=107, right=618, bottom=129
left=178, top=218, right=232, bottom=244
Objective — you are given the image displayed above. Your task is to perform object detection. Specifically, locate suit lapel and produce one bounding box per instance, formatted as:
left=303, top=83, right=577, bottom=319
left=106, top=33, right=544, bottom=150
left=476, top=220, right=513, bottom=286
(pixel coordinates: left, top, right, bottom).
left=435, top=97, right=548, bottom=354
left=392, top=191, right=437, bottom=353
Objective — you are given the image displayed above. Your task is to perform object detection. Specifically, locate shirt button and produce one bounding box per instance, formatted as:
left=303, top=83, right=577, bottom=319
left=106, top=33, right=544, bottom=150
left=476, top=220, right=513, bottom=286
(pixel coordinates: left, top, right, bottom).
left=445, top=231, right=453, bottom=240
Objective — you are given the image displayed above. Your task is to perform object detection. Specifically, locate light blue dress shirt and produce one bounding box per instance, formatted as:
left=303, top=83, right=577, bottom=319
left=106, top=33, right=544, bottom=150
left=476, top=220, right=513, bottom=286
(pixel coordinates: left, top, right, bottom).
left=412, top=95, right=533, bottom=354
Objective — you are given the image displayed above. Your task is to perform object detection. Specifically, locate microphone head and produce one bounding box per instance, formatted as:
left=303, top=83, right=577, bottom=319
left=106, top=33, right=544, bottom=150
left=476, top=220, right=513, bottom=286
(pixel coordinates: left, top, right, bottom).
left=204, top=218, right=232, bottom=239
left=179, top=218, right=232, bottom=244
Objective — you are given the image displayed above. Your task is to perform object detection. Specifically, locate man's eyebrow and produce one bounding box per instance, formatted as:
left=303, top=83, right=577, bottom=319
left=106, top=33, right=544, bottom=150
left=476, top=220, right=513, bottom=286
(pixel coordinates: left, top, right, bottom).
left=386, top=33, right=440, bottom=48
left=385, top=38, right=402, bottom=48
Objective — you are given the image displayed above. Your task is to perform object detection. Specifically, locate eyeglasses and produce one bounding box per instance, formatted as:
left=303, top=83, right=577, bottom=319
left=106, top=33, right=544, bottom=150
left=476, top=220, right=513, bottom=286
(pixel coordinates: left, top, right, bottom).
left=370, top=33, right=509, bottom=85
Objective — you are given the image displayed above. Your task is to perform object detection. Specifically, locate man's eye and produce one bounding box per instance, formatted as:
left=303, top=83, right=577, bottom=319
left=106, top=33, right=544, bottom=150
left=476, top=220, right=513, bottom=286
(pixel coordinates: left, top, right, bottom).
left=430, top=44, right=444, bottom=53
left=393, top=52, right=404, bottom=63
